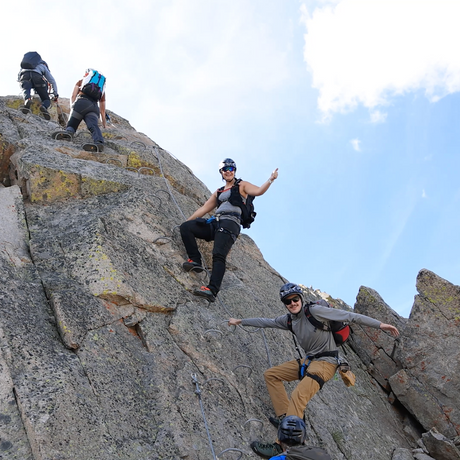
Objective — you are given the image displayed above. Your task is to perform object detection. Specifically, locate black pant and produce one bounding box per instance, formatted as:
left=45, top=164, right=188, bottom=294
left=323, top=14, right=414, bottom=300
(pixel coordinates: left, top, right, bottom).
left=180, top=218, right=240, bottom=295
left=66, top=97, right=103, bottom=144
left=19, top=71, right=51, bottom=108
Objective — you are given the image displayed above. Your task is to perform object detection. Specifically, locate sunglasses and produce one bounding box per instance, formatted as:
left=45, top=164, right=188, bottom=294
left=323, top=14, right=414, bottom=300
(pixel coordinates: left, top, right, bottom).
left=221, top=166, right=236, bottom=172
left=282, top=296, right=301, bottom=305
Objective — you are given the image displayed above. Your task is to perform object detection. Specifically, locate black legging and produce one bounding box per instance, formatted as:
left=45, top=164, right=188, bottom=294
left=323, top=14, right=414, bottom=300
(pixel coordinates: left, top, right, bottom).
left=66, top=97, right=103, bottom=144
left=180, top=218, right=240, bottom=295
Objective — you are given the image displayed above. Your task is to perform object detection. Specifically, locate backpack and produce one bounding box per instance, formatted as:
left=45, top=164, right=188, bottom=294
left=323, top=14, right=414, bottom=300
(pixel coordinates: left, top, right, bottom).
left=271, top=445, right=331, bottom=460
left=21, top=52, right=42, bottom=70
left=287, top=299, right=351, bottom=347
left=287, top=445, right=331, bottom=460
left=216, top=178, right=256, bottom=229
left=81, top=69, right=106, bottom=101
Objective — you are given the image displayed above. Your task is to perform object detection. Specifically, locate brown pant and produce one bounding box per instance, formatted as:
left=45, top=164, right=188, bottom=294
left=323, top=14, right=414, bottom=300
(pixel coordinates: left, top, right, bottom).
left=264, top=359, right=338, bottom=418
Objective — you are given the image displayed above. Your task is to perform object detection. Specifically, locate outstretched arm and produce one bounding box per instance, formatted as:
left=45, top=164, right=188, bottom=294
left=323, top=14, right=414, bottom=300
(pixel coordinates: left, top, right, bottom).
left=186, top=192, right=218, bottom=221
left=379, top=323, right=399, bottom=337
left=240, top=168, right=278, bottom=197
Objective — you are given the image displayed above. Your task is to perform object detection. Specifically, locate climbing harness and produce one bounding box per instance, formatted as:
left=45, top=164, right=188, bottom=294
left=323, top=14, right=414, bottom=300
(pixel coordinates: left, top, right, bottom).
left=289, top=326, right=338, bottom=389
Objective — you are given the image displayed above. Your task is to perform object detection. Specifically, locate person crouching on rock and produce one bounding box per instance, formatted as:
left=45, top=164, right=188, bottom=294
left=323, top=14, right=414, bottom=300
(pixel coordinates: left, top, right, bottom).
left=228, top=282, right=399, bottom=459
left=180, top=158, right=278, bottom=303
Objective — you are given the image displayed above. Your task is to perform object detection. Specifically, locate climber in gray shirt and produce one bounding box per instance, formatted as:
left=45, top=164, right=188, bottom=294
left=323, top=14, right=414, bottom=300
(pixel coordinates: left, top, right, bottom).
left=228, top=282, right=399, bottom=459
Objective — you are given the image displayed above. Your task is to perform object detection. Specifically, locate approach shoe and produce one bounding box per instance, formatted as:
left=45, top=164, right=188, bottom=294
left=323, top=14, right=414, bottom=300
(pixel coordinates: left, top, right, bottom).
left=39, top=105, right=51, bottom=120
left=250, top=441, right=283, bottom=459
left=183, top=259, right=204, bottom=273
left=20, top=99, right=32, bottom=114
left=268, top=414, right=285, bottom=429
left=193, top=286, right=216, bottom=302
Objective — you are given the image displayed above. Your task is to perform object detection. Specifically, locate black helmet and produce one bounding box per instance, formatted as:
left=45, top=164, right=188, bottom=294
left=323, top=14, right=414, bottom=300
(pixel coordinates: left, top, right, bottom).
left=279, top=283, right=304, bottom=303
left=218, top=158, right=236, bottom=172
left=278, top=415, right=307, bottom=446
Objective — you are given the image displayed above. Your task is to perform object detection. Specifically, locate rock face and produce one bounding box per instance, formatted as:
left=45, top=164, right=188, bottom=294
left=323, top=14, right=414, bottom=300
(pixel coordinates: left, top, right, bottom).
left=0, top=95, right=459, bottom=460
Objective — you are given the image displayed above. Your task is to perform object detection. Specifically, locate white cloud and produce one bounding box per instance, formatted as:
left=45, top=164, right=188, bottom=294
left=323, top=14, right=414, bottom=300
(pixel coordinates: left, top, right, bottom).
left=301, top=0, right=460, bottom=116
left=350, top=138, right=361, bottom=151
left=422, top=189, right=427, bottom=198
left=369, top=110, right=387, bottom=124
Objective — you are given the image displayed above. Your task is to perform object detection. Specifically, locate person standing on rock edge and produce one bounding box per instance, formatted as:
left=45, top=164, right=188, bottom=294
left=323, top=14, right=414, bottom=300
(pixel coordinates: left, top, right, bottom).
left=228, top=282, right=400, bottom=459
left=180, top=158, right=278, bottom=303
left=18, top=51, right=59, bottom=120
left=52, top=69, right=106, bottom=152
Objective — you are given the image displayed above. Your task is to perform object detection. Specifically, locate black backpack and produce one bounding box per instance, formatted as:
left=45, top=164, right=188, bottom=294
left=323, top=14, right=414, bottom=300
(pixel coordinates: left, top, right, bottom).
left=287, top=299, right=351, bottom=347
left=285, top=445, right=332, bottom=460
left=217, top=178, right=256, bottom=229
left=81, top=70, right=106, bottom=101
left=21, top=52, right=42, bottom=70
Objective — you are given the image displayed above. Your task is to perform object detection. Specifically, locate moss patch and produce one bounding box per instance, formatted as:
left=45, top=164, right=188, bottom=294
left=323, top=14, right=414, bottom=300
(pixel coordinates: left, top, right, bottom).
left=29, top=166, right=79, bottom=202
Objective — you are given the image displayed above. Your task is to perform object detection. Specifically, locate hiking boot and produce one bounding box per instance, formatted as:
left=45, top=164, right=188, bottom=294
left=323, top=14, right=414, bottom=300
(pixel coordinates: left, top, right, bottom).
left=20, top=99, right=32, bottom=114
left=183, top=259, right=204, bottom=273
left=39, top=105, right=51, bottom=120
left=193, top=286, right=216, bottom=302
left=250, top=441, right=283, bottom=458
left=95, top=142, right=104, bottom=152
left=268, top=414, right=285, bottom=429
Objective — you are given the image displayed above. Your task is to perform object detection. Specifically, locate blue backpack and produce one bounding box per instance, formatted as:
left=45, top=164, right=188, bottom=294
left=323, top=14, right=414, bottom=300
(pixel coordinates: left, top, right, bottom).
left=81, top=69, right=106, bottom=101
left=270, top=445, right=331, bottom=459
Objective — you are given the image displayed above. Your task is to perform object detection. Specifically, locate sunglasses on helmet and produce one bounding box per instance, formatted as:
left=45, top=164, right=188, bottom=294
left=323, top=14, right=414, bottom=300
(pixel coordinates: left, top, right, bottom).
left=221, top=166, right=236, bottom=172
left=282, top=296, right=301, bottom=305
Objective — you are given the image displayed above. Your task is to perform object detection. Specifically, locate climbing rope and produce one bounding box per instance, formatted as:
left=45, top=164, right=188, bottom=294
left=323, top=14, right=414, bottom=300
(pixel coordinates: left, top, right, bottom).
left=191, top=373, right=218, bottom=460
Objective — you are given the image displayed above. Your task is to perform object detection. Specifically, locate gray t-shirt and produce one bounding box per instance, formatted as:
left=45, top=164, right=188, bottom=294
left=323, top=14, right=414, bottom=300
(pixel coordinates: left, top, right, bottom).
left=216, top=187, right=242, bottom=225
left=241, top=304, right=381, bottom=364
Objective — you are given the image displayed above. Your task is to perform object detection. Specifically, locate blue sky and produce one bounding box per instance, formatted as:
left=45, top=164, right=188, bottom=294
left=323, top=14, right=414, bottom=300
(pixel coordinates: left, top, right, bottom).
left=2, top=0, right=459, bottom=318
